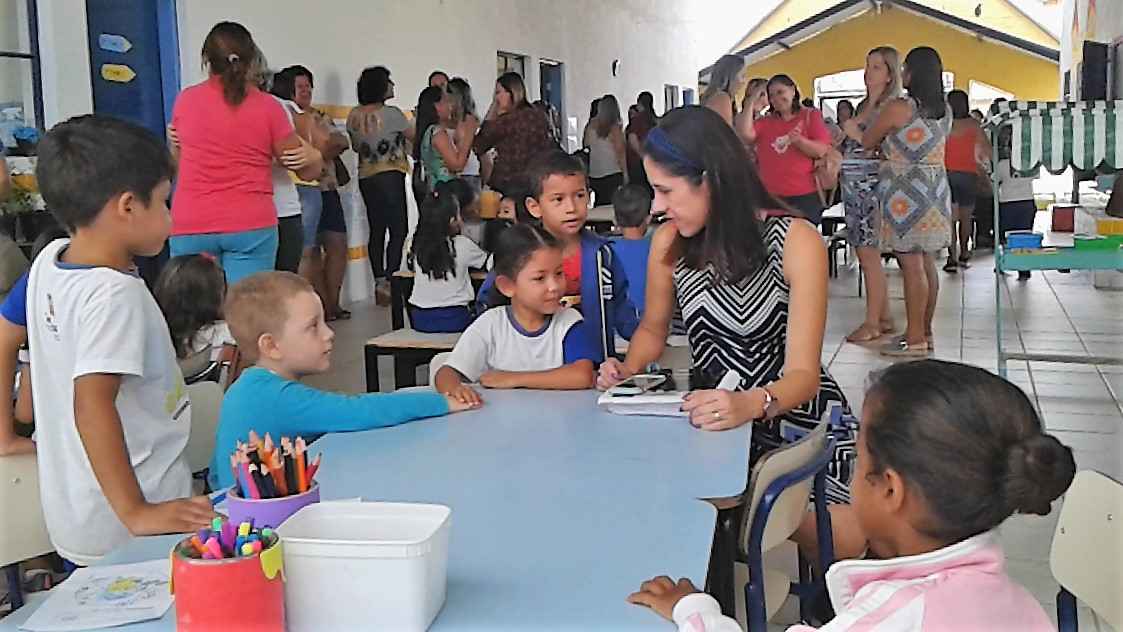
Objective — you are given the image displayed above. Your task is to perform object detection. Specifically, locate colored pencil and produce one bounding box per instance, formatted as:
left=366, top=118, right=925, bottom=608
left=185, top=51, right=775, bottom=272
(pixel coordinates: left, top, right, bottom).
left=305, top=453, right=321, bottom=484
left=295, top=438, right=307, bottom=493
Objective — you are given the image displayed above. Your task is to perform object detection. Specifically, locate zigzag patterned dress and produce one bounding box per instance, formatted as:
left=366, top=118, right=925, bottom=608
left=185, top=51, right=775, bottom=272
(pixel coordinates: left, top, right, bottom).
left=674, top=217, right=857, bottom=503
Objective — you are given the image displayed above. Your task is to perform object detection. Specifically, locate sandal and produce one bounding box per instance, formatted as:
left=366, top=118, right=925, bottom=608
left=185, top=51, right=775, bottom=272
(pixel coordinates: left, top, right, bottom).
left=958, top=253, right=971, bottom=268
left=334, top=308, right=352, bottom=320
left=942, top=258, right=958, bottom=273
left=880, top=336, right=931, bottom=357
left=846, top=324, right=883, bottom=343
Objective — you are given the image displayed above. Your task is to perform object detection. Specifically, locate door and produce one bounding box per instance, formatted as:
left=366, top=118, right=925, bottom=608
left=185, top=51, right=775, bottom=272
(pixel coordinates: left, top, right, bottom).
left=85, top=0, right=179, bottom=138
left=539, top=60, right=564, bottom=148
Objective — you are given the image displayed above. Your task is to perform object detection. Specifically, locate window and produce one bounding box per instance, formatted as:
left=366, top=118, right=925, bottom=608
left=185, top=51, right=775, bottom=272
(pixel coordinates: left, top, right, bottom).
left=663, top=84, right=680, bottom=114
left=497, top=51, right=526, bottom=78
left=0, top=0, right=42, bottom=147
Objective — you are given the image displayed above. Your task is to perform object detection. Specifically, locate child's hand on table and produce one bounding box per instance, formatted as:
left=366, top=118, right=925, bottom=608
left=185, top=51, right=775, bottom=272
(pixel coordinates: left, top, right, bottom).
left=125, top=496, right=216, bottom=536
left=479, top=371, right=520, bottom=389
left=627, top=575, right=700, bottom=621
left=443, top=385, right=483, bottom=411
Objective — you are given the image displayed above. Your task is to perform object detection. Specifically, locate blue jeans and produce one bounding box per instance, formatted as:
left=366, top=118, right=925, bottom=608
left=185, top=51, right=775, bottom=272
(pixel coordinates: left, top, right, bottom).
left=297, top=185, right=324, bottom=248
left=169, top=227, right=278, bottom=284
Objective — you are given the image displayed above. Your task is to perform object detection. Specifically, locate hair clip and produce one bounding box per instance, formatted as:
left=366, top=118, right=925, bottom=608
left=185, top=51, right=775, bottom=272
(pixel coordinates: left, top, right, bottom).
left=199, top=252, right=217, bottom=263
left=227, top=53, right=240, bottom=64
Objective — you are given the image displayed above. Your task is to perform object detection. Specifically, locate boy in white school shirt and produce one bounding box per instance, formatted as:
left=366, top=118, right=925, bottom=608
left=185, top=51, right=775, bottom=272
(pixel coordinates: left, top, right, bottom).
left=0, top=115, right=214, bottom=566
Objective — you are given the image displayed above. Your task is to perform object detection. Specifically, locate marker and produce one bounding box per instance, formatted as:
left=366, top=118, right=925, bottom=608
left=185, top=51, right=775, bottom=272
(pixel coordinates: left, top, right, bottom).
left=209, top=490, right=227, bottom=506
left=241, top=542, right=254, bottom=556
left=204, top=536, right=224, bottom=560
left=221, top=520, right=237, bottom=555
left=189, top=535, right=207, bottom=556
left=252, top=540, right=263, bottom=554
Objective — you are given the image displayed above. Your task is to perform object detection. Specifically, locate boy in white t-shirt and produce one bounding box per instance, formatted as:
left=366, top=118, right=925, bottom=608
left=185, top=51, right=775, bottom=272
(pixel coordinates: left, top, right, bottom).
left=0, top=115, right=214, bottom=565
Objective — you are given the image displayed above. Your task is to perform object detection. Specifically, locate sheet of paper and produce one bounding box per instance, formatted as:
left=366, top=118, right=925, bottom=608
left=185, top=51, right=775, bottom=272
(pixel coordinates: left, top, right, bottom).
left=20, top=559, right=172, bottom=632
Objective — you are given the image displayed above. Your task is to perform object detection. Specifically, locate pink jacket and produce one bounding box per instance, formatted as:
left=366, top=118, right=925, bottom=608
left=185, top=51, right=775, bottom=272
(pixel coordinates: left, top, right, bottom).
left=674, top=532, right=1054, bottom=632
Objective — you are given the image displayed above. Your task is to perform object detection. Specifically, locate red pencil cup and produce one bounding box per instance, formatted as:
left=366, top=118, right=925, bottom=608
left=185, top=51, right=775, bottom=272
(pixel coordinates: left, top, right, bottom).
left=171, top=534, right=285, bottom=632
left=225, top=482, right=320, bottom=530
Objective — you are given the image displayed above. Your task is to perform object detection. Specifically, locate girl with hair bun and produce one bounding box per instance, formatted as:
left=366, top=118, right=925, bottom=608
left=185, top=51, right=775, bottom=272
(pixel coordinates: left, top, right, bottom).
left=631, top=359, right=1075, bottom=632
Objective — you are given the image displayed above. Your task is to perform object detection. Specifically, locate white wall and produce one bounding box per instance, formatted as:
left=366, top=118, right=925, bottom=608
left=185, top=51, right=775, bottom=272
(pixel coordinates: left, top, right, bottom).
left=36, top=0, right=766, bottom=129
left=173, top=0, right=713, bottom=142
left=36, top=0, right=93, bottom=126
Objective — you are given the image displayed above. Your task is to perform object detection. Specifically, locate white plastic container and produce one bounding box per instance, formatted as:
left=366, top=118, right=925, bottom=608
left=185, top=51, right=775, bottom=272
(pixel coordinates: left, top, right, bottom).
left=276, top=501, right=452, bottom=632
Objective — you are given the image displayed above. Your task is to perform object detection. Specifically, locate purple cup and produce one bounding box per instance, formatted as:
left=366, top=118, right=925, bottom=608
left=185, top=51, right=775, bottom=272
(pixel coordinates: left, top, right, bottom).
left=225, top=482, right=320, bottom=530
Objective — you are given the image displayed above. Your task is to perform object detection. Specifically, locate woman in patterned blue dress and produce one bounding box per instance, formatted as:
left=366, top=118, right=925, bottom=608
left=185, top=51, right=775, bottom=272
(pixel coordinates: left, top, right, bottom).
left=596, top=108, right=864, bottom=578
left=840, top=46, right=901, bottom=343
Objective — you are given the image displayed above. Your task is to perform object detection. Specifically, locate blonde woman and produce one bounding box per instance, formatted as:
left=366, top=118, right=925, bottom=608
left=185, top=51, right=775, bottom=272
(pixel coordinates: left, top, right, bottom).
left=701, top=54, right=746, bottom=127
left=840, top=46, right=901, bottom=343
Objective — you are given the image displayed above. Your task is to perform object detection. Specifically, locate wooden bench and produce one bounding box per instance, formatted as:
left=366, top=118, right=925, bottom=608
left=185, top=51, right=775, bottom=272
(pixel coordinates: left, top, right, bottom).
left=364, top=329, right=461, bottom=392
left=389, top=270, right=488, bottom=331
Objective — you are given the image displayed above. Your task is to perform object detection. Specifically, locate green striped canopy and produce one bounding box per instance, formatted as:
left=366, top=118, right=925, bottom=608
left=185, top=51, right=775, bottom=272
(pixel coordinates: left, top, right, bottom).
left=985, top=100, right=1123, bottom=174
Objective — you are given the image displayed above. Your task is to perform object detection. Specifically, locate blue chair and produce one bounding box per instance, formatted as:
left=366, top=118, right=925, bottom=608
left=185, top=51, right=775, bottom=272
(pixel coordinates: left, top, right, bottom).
left=738, top=421, right=837, bottom=630
left=1050, top=470, right=1121, bottom=632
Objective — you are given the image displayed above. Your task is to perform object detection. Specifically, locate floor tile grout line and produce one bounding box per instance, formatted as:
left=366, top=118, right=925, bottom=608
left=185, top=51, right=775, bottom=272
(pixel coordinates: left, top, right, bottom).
left=1039, top=270, right=1123, bottom=420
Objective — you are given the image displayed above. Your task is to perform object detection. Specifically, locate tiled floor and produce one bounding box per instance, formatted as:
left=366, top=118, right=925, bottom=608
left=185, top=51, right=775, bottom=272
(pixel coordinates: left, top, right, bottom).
left=297, top=251, right=1123, bottom=629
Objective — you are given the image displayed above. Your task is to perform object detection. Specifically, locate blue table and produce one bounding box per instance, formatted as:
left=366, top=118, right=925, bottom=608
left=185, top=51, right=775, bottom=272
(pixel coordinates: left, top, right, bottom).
left=2, top=390, right=751, bottom=630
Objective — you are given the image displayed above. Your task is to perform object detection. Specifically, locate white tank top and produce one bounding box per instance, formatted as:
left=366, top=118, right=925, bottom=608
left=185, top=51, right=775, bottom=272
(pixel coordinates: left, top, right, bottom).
left=272, top=97, right=303, bottom=218
left=587, top=130, right=620, bottom=178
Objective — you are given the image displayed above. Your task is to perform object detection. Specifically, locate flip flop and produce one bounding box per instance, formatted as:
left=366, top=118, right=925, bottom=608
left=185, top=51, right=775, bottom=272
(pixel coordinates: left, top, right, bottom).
left=846, top=325, right=882, bottom=343
left=880, top=337, right=931, bottom=357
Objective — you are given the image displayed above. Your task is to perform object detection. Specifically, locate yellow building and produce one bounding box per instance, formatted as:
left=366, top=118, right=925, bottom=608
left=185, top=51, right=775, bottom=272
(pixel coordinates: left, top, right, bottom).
left=702, top=0, right=1060, bottom=102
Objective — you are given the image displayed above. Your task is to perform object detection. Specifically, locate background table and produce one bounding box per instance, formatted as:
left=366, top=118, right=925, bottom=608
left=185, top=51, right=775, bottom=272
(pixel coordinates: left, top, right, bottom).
left=1, top=390, right=751, bottom=631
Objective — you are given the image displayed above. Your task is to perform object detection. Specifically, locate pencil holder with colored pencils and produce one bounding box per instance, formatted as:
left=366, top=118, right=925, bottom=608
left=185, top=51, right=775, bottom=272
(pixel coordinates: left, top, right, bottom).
left=171, top=518, right=285, bottom=632
left=225, top=432, right=323, bottom=529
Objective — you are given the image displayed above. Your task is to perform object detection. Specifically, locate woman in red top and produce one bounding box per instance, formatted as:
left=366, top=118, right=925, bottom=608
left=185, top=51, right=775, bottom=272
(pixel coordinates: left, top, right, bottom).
left=743, top=75, right=832, bottom=225
left=473, top=72, right=554, bottom=196
left=943, top=89, right=991, bottom=271
left=169, top=22, right=321, bottom=284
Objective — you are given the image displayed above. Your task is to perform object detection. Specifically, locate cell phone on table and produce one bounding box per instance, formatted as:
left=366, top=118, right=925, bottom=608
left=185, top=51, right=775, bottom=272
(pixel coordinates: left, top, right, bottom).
left=610, top=374, right=668, bottom=397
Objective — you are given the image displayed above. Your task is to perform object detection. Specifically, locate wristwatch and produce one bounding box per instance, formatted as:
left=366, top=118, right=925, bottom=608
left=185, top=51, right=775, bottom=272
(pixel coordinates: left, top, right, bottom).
left=759, top=386, right=781, bottom=420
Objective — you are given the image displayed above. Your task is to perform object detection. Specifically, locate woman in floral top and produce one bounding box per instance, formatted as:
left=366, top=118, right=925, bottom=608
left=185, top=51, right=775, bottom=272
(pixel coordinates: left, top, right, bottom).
left=473, top=72, right=554, bottom=195
left=347, top=65, right=414, bottom=304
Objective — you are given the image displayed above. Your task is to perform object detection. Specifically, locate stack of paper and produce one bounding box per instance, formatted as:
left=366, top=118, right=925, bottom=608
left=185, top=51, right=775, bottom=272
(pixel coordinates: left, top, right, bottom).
left=597, top=390, right=687, bottom=417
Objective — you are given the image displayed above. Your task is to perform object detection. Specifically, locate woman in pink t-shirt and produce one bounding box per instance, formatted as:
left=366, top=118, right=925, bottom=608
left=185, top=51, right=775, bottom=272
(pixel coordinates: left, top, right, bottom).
left=169, top=22, right=321, bottom=283
left=743, top=75, right=832, bottom=225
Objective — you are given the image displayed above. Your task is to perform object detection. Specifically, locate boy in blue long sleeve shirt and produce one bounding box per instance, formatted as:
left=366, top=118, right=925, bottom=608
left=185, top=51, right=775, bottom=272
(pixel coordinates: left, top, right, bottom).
left=209, top=271, right=479, bottom=490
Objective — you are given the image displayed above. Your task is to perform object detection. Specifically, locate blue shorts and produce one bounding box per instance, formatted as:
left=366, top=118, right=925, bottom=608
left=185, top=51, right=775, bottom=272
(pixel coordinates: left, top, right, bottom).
left=297, top=185, right=323, bottom=248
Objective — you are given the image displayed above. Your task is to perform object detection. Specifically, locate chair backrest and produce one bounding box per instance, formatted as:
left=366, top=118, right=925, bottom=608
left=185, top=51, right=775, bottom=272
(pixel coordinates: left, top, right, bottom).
left=429, top=352, right=452, bottom=387
left=1050, top=470, right=1122, bottom=629
left=740, top=422, right=830, bottom=556
left=184, top=381, right=224, bottom=475
left=0, top=453, right=54, bottom=567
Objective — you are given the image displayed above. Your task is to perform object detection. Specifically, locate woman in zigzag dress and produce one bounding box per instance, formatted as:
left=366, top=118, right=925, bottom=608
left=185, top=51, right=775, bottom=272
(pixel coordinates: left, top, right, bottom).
left=596, top=107, right=865, bottom=609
